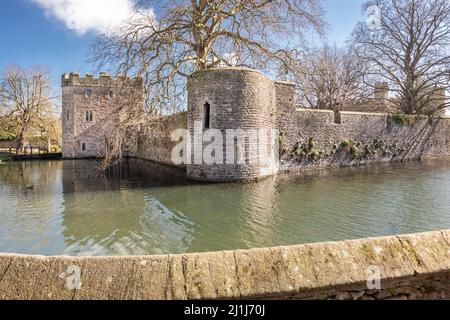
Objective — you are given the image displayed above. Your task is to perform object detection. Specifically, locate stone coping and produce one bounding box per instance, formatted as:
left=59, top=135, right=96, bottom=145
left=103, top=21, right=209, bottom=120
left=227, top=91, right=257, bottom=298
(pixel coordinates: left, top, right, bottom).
left=339, top=110, right=387, bottom=117
left=0, top=230, right=449, bottom=300
left=274, top=80, right=296, bottom=87
left=295, top=108, right=334, bottom=114
left=294, top=108, right=450, bottom=119
left=190, top=67, right=266, bottom=77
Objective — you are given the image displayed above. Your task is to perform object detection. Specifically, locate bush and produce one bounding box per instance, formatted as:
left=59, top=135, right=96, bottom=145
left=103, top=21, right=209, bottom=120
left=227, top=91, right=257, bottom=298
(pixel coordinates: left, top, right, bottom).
left=392, top=113, right=427, bottom=125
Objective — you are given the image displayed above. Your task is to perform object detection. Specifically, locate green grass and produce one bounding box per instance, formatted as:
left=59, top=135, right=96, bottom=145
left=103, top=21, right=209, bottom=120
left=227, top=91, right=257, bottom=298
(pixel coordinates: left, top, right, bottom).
left=0, top=155, right=10, bottom=162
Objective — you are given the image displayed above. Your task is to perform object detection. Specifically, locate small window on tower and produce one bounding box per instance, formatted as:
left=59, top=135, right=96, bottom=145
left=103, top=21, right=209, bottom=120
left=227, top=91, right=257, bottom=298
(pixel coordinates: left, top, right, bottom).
left=81, top=143, right=86, bottom=151
left=66, top=110, right=70, bottom=121
left=85, top=110, right=94, bottom=122
left=108, top=89, right=114, bottom=99
left=85, top=89, right=92, bottom=99
left=204, top=102, right=211, bottom=130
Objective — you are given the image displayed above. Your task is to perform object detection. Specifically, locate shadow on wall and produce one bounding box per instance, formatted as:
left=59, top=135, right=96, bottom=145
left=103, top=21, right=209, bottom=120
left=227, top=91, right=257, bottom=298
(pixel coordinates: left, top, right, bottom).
left=280, top=110, right=450, bottom=169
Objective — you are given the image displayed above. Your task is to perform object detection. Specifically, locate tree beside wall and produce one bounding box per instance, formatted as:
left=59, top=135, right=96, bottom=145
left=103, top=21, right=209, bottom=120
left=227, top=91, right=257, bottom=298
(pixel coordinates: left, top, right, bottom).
left=89, top=0, right=325, bottom=166
left=0, top=65, right=58, bottom=150
left=352, top=0, right=450, bottom=115
left=295, top=44, right=370, bottom=111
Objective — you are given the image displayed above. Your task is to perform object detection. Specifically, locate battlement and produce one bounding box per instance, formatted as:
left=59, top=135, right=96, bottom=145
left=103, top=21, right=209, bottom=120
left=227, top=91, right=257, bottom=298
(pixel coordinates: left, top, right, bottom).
left=61, top=72, right=142, bottom=88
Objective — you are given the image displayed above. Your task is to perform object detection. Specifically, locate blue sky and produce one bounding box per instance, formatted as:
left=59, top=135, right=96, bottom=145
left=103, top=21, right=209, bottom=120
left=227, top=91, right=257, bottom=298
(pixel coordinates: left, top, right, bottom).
left=0, top=0, right=366, bottom=89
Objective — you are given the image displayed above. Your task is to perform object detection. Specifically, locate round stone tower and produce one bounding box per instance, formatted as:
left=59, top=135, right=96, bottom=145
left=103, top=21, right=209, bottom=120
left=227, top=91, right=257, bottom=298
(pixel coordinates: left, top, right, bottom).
left=186, top=67, right=279, bottom=182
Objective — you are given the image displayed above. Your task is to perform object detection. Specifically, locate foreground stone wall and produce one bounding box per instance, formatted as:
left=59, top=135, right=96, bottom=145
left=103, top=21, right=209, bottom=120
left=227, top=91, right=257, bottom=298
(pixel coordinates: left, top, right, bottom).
left=1, top=230, right=448, bottom=300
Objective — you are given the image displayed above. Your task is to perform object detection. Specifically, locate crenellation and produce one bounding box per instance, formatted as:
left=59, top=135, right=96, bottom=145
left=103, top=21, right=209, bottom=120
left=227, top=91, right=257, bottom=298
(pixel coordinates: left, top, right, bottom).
left=61, top=72, right=142, bottom=88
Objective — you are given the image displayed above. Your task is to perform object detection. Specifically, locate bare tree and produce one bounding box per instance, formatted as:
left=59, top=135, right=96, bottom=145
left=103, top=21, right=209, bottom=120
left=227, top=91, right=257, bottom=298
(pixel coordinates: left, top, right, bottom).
left=295, top=44, right=370, bottom=111
left=352, top=0, right=450, bottom=115
left=101, top=83, right=144, bottom=168
left=90, top=0, right=325, bottom=113
left=88, top=0, right=325, bottom=167
left=0, top=65, right=56, bottom=150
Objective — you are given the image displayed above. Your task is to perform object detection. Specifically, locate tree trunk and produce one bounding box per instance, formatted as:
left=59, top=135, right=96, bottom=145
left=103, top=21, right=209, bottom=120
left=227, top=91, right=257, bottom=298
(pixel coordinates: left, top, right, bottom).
left=15, top=132, right=24, bottom=152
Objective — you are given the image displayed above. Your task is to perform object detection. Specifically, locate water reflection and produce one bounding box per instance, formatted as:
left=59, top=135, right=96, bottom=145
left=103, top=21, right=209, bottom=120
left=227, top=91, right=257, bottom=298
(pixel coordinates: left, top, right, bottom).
left=0, top=159, right=450, bottom=256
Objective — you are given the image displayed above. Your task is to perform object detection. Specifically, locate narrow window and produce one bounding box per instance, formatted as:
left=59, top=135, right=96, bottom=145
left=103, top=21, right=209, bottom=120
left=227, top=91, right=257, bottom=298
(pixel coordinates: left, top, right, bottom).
left=81, top=143, right=86, bottom=151
left=85, top=89, right=92, bottom=99
left=203, top=102, right=211, bottom=130
left=85, top=110, right=94, bottom=122
left=66, top=110, right=70, bottom=121
left=108, top=89, right=114, bottom=99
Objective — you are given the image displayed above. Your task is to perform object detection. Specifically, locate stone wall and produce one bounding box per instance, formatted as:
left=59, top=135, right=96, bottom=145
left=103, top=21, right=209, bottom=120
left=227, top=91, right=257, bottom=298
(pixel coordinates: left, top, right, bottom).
left=0, top=230, right=448, bottom=300
left=132, top=94, right=450, bottom=178
left=279, top=108, right=450, bottom=171
left=61, top=68, right=450, bottom=181
left=135, top=112, right=187, bottom=167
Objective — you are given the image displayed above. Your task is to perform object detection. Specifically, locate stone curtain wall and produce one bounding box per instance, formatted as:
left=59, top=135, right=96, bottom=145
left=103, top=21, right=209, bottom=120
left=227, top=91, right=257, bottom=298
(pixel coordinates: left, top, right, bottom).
left=278, top=108, right=450, bottom=171
left=0, top=230, right=448, bottom=300
left=135, top=112, right=187, bottom=167
left=133, top=94, right=450, bottom=177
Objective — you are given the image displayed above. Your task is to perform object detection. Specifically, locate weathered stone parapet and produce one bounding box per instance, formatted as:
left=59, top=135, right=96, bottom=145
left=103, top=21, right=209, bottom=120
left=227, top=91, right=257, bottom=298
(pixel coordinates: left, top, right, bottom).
left=61, top=72, right=142, bottom=88
left=1, top=230, right=449, bottom=300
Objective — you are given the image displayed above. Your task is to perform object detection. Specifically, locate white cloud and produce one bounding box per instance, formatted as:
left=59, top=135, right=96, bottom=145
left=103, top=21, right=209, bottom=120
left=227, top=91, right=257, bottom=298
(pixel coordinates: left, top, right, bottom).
left=30, top=0, right=150, bottom=35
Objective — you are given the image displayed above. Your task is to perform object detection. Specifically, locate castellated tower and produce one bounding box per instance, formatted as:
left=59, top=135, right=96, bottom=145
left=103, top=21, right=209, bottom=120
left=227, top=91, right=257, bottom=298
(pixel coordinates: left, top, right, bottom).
left=186, top=67, right=295, bottom=182
left=61, top=72, right=143, bottom=159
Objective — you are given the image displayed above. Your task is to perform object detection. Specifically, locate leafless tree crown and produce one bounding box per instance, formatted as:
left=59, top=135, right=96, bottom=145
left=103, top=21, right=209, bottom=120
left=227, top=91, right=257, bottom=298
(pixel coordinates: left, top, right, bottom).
left=90, top=0, right=325, bottom=113
left=352, top=0, right=450, bottom=114
left=295, top=44, right=370, bottom=111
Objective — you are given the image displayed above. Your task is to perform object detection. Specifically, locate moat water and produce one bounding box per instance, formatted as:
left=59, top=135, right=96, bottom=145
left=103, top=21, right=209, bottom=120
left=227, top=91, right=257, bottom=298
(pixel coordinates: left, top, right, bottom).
left=0, top=159, right=450, bottom=256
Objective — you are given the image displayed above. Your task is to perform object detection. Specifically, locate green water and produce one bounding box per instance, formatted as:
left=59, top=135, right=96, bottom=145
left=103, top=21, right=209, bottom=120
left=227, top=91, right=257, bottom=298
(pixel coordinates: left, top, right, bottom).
left=0, top=159, right=449, bottom=256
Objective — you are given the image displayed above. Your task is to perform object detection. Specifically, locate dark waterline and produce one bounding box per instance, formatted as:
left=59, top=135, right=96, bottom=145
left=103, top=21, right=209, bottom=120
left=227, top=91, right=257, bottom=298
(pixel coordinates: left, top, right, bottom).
left=0, top=159, right=449, bottom=256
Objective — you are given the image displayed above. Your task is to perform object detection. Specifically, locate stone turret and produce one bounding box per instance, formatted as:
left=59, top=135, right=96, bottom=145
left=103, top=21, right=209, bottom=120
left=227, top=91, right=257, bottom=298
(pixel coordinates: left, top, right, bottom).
left=374, top=82, right=389, bottom=101
left=430, top=87, right=447, bottom=116
left=186, top=67, right=293, bottom=182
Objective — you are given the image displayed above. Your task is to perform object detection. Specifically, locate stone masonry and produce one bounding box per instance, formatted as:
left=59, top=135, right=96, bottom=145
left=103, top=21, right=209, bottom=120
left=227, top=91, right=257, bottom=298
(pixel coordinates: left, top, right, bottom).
left=186, top=68, right=283, bottom=181
left=63, top=67, right=450, bottom=182
left=61, top=72, right=142, bottom=159
left=1, top=230, right=449, bottom=300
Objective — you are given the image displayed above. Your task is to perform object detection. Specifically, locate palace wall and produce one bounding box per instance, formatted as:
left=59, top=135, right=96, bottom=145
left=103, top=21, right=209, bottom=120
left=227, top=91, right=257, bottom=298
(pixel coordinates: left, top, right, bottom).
left=62, top=68, right=450, bottom=181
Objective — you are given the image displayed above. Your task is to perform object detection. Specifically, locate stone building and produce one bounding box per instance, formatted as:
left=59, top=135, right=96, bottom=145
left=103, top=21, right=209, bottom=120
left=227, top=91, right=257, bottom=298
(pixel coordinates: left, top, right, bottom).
left=63, top=67, right=450, bottom=182
left=61, top=72, right=142, bottom=158
left=186, top=68, right=294, bottom=181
